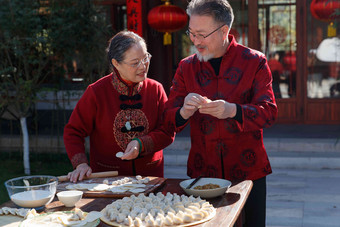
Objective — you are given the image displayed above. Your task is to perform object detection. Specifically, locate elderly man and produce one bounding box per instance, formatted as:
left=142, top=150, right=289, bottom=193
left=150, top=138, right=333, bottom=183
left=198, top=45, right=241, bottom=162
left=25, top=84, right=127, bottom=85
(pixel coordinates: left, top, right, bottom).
left=164, top=0, right=278, bottom=226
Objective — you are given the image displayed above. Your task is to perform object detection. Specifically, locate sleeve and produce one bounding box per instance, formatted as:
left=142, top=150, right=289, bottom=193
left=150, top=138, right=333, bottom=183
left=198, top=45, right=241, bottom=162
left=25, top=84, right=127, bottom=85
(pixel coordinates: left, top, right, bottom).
left=63, top=86, right=97, bottom=168
left=239, top=56, right=278, bottom=131
left=138, top=83, right=176, bottom=156
left=164, top=62, right=190, bottom=133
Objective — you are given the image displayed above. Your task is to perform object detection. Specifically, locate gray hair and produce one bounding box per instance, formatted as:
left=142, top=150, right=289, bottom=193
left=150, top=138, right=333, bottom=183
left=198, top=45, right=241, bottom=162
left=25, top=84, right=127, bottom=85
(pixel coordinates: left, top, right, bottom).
left=186, top=0, right=234, bottom=28
left=107, top=31, right=146, bottom=68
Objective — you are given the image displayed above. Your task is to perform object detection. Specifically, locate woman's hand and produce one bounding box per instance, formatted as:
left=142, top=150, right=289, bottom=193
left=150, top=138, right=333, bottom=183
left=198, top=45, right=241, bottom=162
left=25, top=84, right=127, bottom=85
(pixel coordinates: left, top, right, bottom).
left=121, top=139, right=140, bottom=160
left=67, top=163, right=92, bottom=183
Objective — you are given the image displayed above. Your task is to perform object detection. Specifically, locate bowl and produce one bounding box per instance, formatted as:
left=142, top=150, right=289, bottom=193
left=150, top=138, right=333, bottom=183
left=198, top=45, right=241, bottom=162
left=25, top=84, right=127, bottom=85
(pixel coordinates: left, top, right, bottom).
left=180, top=177, right=231, bottom=199
left=4, top=175, right=58, bottom=209
left=57, top=190, right=83, bottom=207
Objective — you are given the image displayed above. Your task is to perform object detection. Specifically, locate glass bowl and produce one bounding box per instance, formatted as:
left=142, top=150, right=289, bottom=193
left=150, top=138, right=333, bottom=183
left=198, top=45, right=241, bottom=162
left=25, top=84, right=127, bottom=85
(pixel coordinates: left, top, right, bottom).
left=4, top=175, right=58, bottom=209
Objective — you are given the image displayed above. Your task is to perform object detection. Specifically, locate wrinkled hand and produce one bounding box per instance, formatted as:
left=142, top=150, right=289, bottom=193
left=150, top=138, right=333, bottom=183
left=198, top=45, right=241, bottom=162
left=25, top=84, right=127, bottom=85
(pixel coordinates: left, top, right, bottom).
left=180, top=93, right=209, bottom=119
left=67, top=163, right=92, bottom=183
left=121, top=139, right=140, bottom=160
left=199, top=100, right=236, bottom=119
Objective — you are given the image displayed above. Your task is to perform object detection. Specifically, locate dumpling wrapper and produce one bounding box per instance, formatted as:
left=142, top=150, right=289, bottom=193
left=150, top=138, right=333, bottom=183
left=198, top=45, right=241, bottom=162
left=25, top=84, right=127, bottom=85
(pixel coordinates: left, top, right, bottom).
left=116, top=152, right=124, bottom=158
left=84, top=211, right=102, bottom=222
left=129, top=188, right=145, bottom=193
left=90, top=184, right=110, bottom=191
left=110, top=187, right=128, bottom=193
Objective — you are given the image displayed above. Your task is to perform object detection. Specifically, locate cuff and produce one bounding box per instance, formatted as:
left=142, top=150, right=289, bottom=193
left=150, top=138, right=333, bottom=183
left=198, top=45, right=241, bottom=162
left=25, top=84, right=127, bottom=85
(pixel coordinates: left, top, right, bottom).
left=71, top=153, right=88, bottom=169
left=175, top=108, right=189, bottom=127
left=232, top=104, right=243, bottom=124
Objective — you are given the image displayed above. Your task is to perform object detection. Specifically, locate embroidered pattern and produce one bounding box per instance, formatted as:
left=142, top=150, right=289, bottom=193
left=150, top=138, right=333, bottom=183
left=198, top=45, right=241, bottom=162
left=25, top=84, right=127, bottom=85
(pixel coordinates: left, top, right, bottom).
left=113, top=109, right=149, bottom=151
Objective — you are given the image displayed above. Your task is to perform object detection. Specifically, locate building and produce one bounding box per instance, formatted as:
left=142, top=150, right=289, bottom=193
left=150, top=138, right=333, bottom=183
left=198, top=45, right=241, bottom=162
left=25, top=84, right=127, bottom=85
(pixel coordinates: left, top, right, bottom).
left=97, top=0, right=340, bottom=124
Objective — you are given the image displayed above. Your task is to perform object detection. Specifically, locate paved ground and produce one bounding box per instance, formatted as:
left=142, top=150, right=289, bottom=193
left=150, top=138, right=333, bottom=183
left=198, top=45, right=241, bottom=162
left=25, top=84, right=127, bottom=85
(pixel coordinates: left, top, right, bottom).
left=164, top=124, right=340, bottom=227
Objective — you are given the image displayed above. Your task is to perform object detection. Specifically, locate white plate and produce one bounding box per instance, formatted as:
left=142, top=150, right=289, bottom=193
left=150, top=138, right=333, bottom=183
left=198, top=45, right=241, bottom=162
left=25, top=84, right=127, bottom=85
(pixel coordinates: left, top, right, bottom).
left=180, top=178, right=231, bottom=199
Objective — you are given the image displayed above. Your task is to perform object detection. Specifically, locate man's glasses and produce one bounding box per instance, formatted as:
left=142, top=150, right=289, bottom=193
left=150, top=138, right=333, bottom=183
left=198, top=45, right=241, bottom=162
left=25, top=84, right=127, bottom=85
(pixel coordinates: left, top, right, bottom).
left=186, top=24, right=225, bottom=41
left=123, top=53, right=152, bottom=68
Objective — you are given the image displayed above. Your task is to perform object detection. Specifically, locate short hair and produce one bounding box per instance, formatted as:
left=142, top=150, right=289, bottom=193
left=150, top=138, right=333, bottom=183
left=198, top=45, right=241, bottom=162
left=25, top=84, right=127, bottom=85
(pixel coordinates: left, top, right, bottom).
left=186, top=0, right=234, bottom=28
left=107, top=31, right=146, bottom=68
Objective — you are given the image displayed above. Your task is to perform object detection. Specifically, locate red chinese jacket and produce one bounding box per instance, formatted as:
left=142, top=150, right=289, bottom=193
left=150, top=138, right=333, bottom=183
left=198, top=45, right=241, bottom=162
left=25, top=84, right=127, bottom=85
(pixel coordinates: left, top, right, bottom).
left=64, top=71, right=174, bottom=177
left=164, top=35, right=278, bottom=181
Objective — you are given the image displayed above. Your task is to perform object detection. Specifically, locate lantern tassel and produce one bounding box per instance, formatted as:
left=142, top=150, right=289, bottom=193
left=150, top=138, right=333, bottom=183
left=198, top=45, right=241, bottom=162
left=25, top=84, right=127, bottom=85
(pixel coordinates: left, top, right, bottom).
left=163, top=32, right=172, bottom=45
left=327, top=22, right=336, bottom=37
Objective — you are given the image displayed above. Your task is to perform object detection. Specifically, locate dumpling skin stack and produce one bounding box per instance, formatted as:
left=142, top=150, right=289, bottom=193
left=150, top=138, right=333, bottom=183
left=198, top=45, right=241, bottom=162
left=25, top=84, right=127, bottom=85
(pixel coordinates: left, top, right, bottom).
left=101, top=192, right=216, bottom=226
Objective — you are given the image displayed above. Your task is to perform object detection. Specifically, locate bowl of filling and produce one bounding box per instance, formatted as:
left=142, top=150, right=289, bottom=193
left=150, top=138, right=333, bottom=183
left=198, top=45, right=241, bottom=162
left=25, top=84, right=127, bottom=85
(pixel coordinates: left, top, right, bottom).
left=4, top=175, right=58, bottom=209
left=180, top=177, right=231, bottom=199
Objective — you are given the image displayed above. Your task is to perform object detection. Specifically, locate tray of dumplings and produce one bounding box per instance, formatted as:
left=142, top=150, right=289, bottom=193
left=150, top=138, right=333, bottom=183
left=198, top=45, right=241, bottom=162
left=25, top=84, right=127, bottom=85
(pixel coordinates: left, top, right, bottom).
left=100, top=192, right=216, bottom=227
left=57, top=175, right=166, bottom=198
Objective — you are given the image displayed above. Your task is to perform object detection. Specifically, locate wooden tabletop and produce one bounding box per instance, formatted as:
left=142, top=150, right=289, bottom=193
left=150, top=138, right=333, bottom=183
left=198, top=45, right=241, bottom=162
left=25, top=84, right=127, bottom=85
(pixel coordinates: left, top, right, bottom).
left=1, top=179, right=253, bottom=227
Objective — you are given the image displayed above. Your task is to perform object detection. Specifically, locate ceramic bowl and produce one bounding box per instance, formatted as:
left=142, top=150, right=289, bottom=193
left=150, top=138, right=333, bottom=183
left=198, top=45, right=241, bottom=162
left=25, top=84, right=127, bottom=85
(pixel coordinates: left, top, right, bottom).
left=4, top=175, right=58, bottom=209
left=57, top=190, right=83, bottom=207
left=180, top=177, right=231, bottom=199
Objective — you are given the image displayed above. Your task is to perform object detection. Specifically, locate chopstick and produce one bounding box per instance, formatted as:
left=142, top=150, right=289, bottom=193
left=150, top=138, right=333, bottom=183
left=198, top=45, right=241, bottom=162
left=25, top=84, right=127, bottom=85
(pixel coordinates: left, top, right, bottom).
left=186, top=176, right=203, bottom=189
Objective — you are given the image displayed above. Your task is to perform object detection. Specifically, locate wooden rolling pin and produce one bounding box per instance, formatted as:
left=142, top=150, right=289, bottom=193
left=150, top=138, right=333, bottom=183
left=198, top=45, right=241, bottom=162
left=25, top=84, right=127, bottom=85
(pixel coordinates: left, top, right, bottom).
left=57, top=171, right=118, bottom=182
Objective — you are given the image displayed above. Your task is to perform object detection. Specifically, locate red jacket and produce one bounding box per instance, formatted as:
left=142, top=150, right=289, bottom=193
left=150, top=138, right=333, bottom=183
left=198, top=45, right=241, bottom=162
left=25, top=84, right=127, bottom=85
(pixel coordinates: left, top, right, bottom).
left=64, top=72, right=174, bottom=177
left=165, top=35, right=278, bottom=181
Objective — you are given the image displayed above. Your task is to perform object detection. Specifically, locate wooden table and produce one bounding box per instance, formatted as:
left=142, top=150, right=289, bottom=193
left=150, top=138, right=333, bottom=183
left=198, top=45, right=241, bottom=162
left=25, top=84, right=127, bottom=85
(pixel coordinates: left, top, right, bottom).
left=1, top=179, right=252, bottom=227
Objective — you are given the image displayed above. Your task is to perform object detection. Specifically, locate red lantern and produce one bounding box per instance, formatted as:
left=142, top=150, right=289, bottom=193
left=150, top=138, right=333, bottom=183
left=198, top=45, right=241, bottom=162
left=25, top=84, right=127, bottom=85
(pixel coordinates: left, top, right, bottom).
left=310, top=0, right=340, bottom=22
left=147, top=1, right=188, bottom=45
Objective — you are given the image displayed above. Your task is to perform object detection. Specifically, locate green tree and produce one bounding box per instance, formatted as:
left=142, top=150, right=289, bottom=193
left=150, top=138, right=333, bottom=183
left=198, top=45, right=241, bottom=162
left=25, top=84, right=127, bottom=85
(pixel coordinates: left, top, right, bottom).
left=0, top=0, right=112, bottom=174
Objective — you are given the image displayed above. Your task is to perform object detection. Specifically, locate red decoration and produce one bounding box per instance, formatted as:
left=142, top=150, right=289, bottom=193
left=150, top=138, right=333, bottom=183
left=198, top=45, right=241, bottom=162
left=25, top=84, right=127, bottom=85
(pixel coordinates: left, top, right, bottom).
left=127, top=0, right=143, bottom=36
left=147, top=1, right=188, bottom=45
left=283, top=51, right=297, bottom=71
left=310, top=0, right=340, bottom=22
left=268, top=25, right=287, bottom=44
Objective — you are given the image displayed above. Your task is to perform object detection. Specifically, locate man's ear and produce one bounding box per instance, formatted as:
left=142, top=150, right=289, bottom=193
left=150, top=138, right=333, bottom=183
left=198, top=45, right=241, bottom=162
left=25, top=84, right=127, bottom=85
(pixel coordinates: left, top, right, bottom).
left=223, top=25, right=230, bottom=39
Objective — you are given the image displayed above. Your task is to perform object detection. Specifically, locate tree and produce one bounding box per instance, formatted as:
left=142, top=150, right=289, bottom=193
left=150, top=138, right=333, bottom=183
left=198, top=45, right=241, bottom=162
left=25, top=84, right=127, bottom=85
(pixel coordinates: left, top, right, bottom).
left=0, top=0, right=111, bottom=174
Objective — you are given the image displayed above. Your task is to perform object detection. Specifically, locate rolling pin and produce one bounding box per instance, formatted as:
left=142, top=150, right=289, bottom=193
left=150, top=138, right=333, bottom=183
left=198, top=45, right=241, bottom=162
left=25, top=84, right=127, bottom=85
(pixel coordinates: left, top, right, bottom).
left=57, top=171, right=118, bottom=182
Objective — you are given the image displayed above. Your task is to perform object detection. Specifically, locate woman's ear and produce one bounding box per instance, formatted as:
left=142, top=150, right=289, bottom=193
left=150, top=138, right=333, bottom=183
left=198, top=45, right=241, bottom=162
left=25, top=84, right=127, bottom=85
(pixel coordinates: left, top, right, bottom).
left=111, top=59, right=119, bottom=68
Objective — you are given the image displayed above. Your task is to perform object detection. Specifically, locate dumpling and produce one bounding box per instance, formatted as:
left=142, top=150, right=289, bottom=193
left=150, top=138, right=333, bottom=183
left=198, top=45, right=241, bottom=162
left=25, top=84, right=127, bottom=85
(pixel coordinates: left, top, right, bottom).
left=172, top=215, right=183, bottom=225
left=187, top=205, right=200, bottom=212
left=164, top=215, right=174, bottom=226
left=192, top=211, right=205, bottom=221
left=123, top=216, right=133, bottom=226
left=134, top=217, right=143, bottom=227
left=116, top=213, right=126, bottom=223
left=108, top=211, right=117, bottom=221
left=183, top=212, right=194, bottom=223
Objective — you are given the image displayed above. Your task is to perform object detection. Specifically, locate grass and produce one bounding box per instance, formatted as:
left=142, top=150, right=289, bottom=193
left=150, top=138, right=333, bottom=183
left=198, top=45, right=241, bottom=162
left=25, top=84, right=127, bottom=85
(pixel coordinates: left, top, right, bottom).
left=0, top=151, right=73, bottom=205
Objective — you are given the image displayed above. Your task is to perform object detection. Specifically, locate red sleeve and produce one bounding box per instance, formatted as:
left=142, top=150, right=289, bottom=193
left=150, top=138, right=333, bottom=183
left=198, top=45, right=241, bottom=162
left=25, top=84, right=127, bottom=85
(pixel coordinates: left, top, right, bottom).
left=164, top=62, right=189, bottom=133
left=139, top=83, right=175, bottom=155
left=63, top=86, right=96, bottom=168
left=240, top=57, right=278, bottom=131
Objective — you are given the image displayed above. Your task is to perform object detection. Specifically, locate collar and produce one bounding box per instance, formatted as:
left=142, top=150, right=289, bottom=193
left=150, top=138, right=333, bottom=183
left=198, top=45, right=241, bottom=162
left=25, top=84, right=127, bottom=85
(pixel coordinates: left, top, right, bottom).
left=111, top=69, right=143, bottom=96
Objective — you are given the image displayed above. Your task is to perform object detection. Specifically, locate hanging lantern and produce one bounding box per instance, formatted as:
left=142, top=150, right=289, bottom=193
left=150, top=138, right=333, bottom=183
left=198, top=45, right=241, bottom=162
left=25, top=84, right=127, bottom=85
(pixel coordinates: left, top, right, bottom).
left=310, top=0, right=340, bottom=22
left=147, top=0, right=188, bottom=45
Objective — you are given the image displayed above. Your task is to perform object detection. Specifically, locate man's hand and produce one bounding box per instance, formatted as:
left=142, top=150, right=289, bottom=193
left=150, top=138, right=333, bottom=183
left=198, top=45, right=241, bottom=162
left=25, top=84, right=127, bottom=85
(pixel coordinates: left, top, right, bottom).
left=180, top=93, right=209, bottom=119
left=199, top=100, right=236, bottom=119
left=67, top=163, right=92, bottom=183
left=121, top=139, right=140, bottom=160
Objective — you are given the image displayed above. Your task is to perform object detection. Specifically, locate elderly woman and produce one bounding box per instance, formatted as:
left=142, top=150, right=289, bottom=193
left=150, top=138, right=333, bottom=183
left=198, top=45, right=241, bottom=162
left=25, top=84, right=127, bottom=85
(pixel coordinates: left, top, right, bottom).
left=64, top=31, right=174, bottom=182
